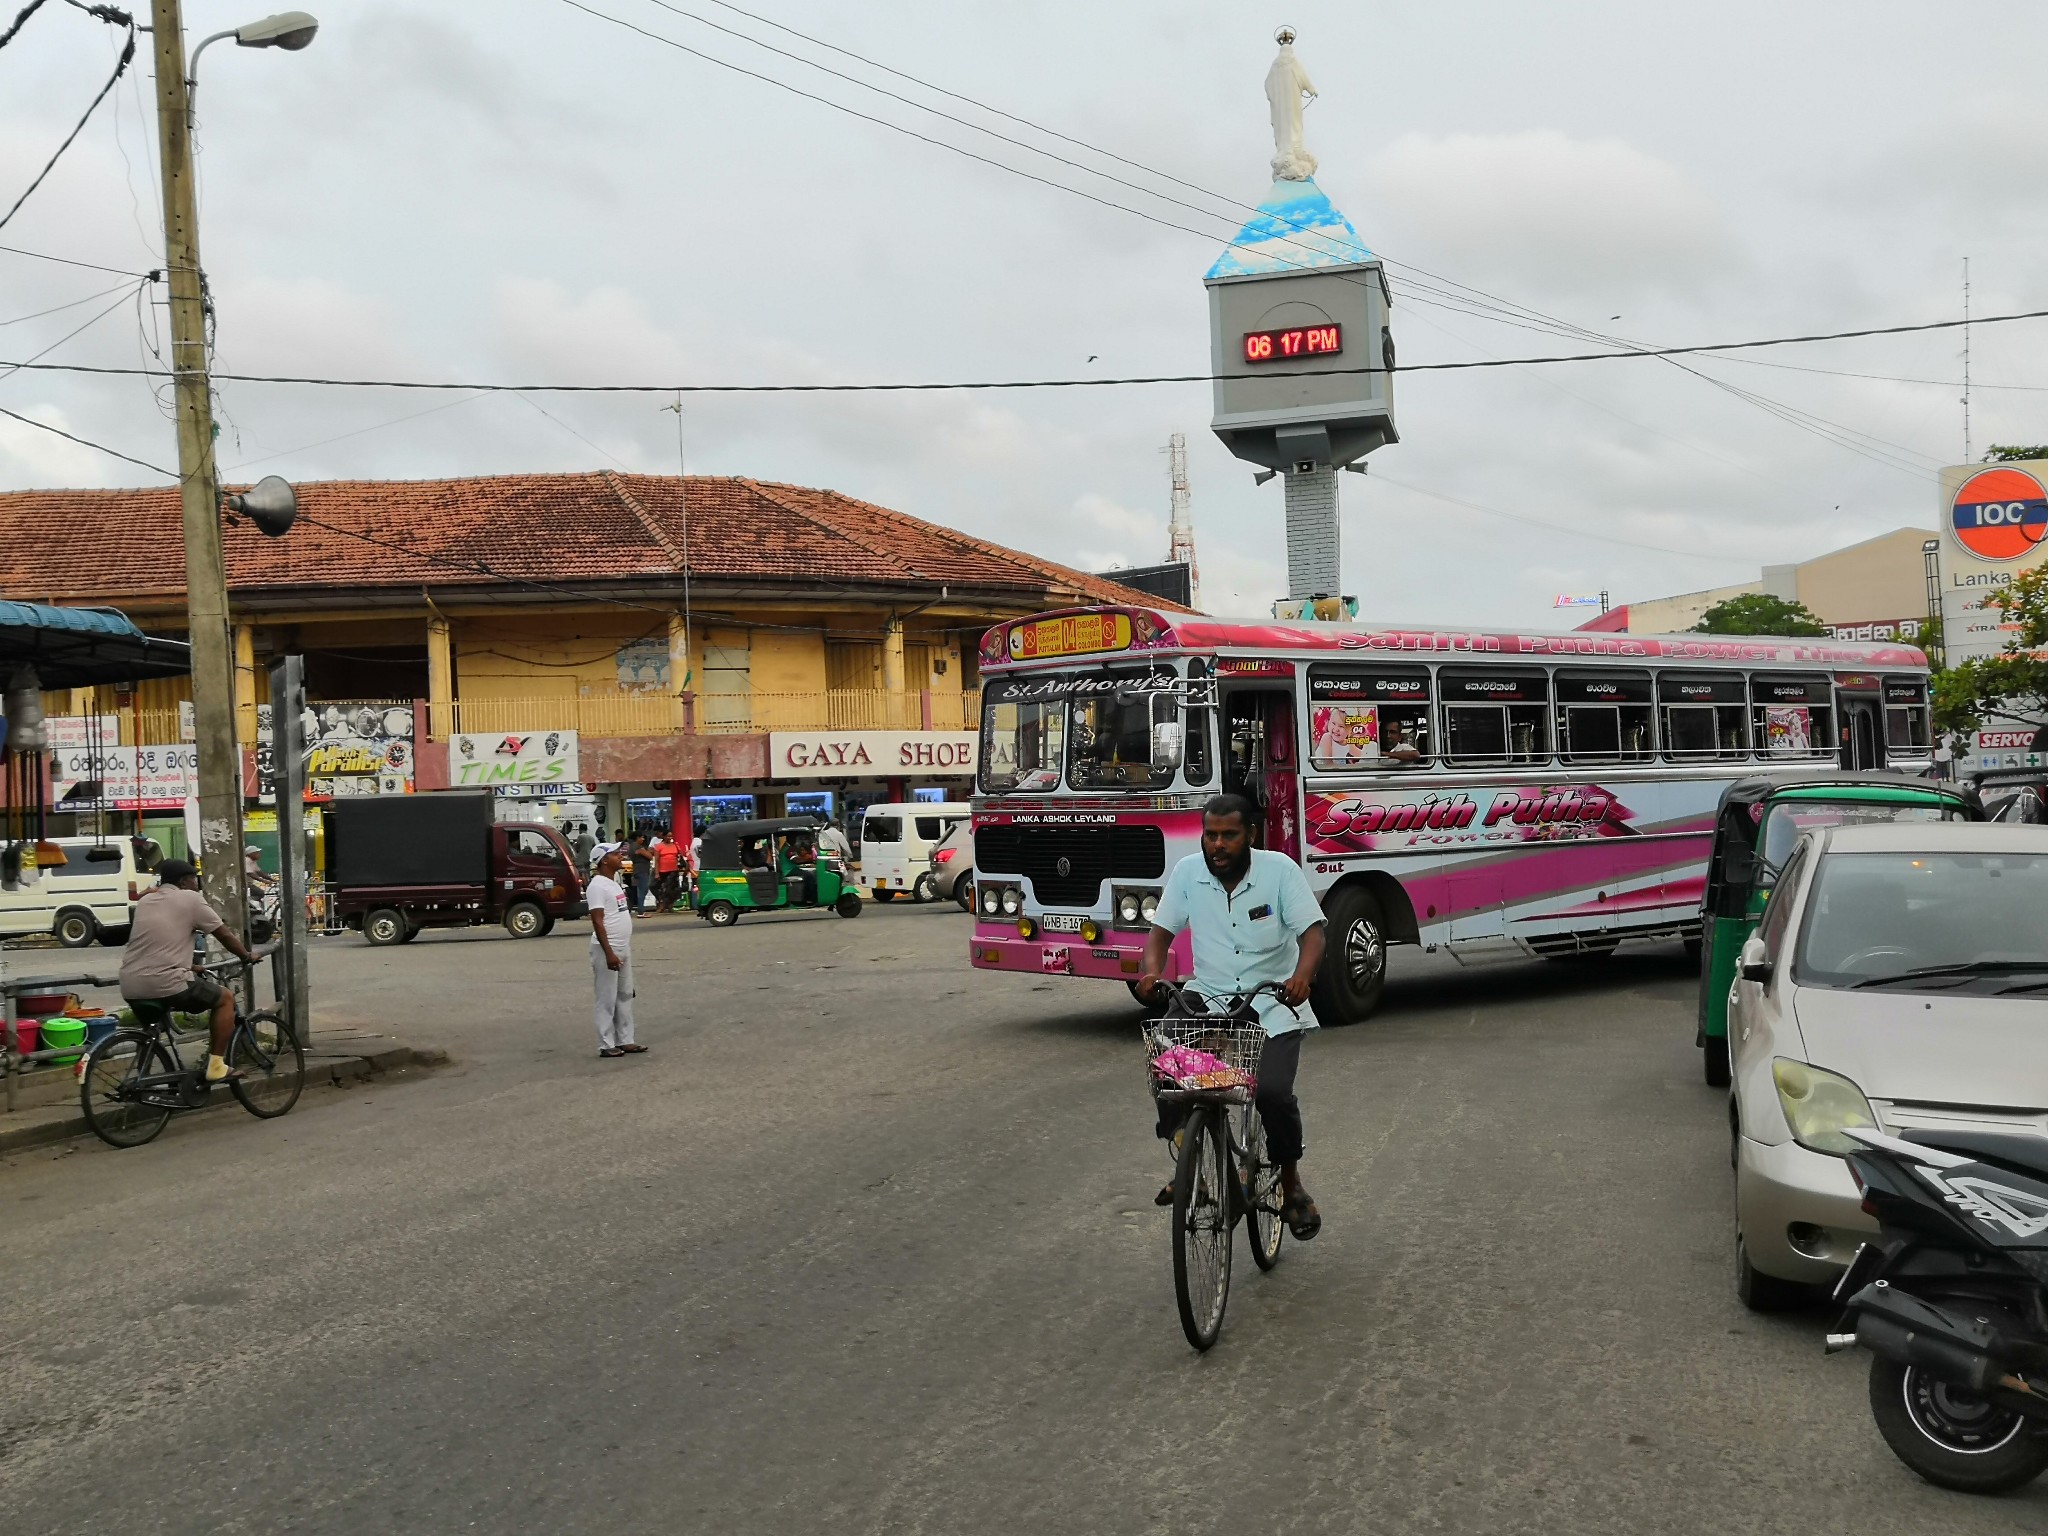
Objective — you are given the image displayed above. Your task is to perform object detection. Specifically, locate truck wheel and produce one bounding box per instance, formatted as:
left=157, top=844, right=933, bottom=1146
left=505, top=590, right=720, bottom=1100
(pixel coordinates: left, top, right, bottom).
left=53, top=908, right=98, bottom=948
left=912, top=873, right=937, bottom=903
left=1310, top=884, right=1387, bottom=1025
left=704, top=901, right=738, bottom=927
left=873, top=889, right=897, bottom=903
left=536, top=916, right=556, bottom=938
left=397, top=922, right=422, bottom=944
left=504, top=901, right=545, bottom=939
left=364, top=908, right=407, bottom=946
left=835, top=893, right=862, bottom=918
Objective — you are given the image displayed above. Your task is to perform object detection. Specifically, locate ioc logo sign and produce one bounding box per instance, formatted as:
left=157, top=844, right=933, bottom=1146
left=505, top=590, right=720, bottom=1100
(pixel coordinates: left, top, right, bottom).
left=1951, top=467, right=2048, bottom=561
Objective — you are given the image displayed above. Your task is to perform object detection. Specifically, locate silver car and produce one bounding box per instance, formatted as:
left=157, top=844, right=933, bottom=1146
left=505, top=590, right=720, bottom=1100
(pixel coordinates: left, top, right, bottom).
left=1728, top=820, right=2048, bottom=1309
left=929, top=819, right=974, bottom=912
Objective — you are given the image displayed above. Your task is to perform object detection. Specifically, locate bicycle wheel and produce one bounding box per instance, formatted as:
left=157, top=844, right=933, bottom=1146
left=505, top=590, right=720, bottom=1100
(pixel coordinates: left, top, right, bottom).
left=230, top=1010, right=305, bottom=1119
left=79, top=1032, right=176, bottom=1149
left=1239, top=1102, right=1284, bottom=1271
left=1171, top=1106, right=1233, bottom=1351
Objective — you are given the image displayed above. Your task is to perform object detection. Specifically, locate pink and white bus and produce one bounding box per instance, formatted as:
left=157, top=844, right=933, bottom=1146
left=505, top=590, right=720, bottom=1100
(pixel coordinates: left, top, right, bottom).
left=967, top=606, right=1933, bottom=1023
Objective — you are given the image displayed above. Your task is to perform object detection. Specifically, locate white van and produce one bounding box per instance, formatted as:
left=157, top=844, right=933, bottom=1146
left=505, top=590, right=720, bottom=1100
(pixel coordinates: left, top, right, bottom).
left=0, top=836, right=150, bottom=948
left=860, top=802, right=970, bottom=903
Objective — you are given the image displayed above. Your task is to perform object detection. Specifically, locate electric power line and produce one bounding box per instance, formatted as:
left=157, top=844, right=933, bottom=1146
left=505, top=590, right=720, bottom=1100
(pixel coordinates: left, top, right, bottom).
left=0, top=400, right=170, bottom=476
left=0, top=2, right=138, bottom=234
left=0, top=241, right=148, bottom=276
left=6, top=306, right=2045, bottom=395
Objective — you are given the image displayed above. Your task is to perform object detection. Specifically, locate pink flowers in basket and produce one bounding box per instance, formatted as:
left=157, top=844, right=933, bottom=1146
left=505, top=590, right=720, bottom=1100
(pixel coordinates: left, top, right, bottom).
left=1151, top=1044, right=1253, bottom=1092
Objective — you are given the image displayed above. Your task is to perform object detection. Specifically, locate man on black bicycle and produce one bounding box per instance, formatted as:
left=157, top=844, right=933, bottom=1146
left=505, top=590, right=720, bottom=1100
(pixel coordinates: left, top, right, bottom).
left=120, top=859, right=265, bottom=1084
left=1137, top=793, right=1327, bottom=1239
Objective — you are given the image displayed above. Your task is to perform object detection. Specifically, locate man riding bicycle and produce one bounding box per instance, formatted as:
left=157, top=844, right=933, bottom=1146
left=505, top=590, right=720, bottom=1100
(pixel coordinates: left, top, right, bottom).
left=1138, top=793, right=1326, bottom=1239
left=119, top=859, right=265, bottom=1084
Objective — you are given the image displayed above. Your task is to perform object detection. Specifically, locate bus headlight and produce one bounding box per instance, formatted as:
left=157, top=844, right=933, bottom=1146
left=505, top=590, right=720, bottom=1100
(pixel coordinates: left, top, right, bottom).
left=999, top=887, right=1022, bottom=917
left=979, top=885, right=1003, bottom=918
left=1113, top=887, right=1162, bottom=930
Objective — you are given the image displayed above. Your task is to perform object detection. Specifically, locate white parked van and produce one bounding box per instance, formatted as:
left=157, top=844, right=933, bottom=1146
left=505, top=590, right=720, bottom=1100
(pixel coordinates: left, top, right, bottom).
left=0, top=836, right=150, bottom=948
left=860, top=802, right=970, bottom=903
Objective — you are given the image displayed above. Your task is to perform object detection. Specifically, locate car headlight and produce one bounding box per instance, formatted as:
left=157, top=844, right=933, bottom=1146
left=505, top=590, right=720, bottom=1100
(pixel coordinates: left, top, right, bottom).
left=979, top=885, right=1002, bottom=917
left=1772, top=1059, right=1877, bottom=1156
left=1117, top=892, right=1142, bottom=925
left=1139, top=892, right=1159, bottom=924
left=999, top=887, right=1022, bottom=916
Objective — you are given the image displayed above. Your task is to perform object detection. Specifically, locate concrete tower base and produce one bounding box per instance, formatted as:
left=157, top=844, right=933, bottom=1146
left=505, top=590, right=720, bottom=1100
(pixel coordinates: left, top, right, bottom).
left=1283, top=466, right=1340, bottom=597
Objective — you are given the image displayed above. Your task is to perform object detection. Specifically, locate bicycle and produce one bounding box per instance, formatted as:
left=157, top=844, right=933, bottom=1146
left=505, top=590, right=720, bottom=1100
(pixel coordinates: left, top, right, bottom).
left=1144, top=981, right=1290, bottom=1351
left=78, top=955, right=304, bottom=1149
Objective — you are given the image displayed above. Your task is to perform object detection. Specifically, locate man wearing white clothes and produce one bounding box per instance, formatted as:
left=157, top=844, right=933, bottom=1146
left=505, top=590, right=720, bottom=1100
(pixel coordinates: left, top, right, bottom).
left=585, top=846, right=645, bottom=1058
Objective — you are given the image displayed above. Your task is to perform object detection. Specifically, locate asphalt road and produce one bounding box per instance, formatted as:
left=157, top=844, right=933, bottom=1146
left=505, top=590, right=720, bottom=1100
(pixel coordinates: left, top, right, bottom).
left=3, top=902, right=2042, bottom=1533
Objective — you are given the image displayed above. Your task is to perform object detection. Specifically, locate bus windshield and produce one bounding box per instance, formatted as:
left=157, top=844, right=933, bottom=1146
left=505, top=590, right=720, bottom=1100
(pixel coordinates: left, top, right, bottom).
left=980, top=693, right=1065, bottom=793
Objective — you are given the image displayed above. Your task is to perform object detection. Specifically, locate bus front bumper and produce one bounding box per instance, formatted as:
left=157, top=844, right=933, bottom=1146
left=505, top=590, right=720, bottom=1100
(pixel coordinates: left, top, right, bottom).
left=969, top=927, right=1147, bottom=980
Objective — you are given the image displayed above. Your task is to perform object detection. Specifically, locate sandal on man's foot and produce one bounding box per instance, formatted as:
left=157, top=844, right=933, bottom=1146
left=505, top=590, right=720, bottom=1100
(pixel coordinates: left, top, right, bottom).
left=617, top=1044, right=649, bottom=1054
left=1281, top=1190, right=1322, bottom=1240
left=1154, top=1182, right=1175, bottom=1207
left=598, top=1047, right=626, bottom=1058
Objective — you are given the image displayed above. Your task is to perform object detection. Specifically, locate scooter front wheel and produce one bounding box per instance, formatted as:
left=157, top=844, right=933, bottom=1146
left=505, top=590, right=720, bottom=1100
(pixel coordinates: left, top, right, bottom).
left=1868, top=1354, right=2048, bottom=1494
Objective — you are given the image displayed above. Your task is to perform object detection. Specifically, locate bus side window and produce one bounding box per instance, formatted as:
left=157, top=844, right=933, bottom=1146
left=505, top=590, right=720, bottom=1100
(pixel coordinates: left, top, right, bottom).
left=1555, top=672, right=1652, bottom=763
left=1883, top=677, right=1931, bottom=752
left=1440, top=668, right=1549, bottom=766
left=1751, top=674, right=1833, bottom=758
left=1658, top=673, right=1749, bottom=760
left=1305, top=665, right=1431, bottom=769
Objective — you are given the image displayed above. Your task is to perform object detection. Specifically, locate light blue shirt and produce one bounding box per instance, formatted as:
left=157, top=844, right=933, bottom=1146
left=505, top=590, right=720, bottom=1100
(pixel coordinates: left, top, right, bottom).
left=1150, top=848, right=1324, bottom=1035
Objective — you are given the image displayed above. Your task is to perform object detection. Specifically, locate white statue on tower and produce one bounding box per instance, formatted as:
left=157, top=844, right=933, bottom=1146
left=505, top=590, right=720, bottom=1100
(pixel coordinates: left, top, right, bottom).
left=1265, top=26, right=1318, bottom=181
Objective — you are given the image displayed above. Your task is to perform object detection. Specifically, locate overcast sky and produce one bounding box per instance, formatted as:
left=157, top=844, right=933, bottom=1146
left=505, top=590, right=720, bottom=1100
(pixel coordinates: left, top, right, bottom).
left=4, top=1, right=2045, bottom=626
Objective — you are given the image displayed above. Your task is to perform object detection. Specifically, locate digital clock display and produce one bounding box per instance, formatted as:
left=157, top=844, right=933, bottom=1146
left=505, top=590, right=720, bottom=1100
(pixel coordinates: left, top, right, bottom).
left=1242, top=324, right=1342, bottom=364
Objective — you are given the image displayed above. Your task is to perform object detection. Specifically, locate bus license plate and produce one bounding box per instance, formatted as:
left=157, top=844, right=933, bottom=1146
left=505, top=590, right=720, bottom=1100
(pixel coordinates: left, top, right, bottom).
left=1041, top=913, right=1084, bottom=933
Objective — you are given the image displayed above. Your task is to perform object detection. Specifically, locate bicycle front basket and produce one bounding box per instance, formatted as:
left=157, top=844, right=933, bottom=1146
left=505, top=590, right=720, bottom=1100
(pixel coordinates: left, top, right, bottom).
left=1143, top=1012, right=1266, bottom=1095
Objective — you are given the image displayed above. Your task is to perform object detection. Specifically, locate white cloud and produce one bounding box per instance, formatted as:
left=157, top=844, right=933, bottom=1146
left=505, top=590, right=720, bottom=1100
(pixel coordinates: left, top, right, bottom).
left=0, top=405, right=123, bottom=487
left=1366, top=130, right=1737, bottom=302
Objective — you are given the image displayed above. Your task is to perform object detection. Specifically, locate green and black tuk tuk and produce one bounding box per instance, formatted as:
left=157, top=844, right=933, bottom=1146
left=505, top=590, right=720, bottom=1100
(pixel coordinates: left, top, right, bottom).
left=1696, top=772, right=1980, bottom=1085
left=692, top=818, right=861, bottom=926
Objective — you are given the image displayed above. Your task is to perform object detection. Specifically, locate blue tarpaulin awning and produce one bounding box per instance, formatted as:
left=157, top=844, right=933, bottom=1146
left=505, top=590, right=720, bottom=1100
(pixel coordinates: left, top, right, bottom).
left=0, top=601, right=190, bottom=690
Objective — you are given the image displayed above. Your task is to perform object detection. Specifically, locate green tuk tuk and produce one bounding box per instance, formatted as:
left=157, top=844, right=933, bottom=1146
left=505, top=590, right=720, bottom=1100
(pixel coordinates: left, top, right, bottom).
left=692, top=818, right=862, bottom=926
left=1696, top=773, right=1980, bottom=1085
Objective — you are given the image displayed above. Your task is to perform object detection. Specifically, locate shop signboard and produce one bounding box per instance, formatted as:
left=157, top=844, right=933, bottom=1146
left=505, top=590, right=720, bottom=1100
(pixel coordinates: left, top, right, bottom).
left=1940, top=461, right=2048, bottom=665
left=253, top=699, right=416, bottom=802
left=51, top=743, right=199, bottom=810
left=44, top=715, right=121, bottom=752
left=450, top=731, right=580, bottom=787
left=494, top=782, right=592, bottom=799
left=1974, top=727, right=2048, bottom=773
left=767, top=730, right=976, bottom=779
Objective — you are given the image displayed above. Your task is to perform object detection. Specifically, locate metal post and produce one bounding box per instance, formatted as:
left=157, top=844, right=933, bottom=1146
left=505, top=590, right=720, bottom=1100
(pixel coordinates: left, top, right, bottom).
left=269, top=656, right=311, bottom=1041
left=1922, top=538, right=1945, bottom=671
left=150, top=0, right=246, bottom=938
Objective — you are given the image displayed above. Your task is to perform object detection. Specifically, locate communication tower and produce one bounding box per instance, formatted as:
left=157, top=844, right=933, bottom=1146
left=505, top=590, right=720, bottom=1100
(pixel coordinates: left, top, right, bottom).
left=1166, top=432, right=1199, bottom=604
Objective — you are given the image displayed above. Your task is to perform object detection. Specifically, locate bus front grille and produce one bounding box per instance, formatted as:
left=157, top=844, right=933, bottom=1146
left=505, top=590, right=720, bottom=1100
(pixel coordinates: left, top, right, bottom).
left=974, top=825, right=1166, bottom=906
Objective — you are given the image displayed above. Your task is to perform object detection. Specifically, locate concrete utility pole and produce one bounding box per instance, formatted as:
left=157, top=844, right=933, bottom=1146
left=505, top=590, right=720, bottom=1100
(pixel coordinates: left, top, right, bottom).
left=150, top=0, right=246, bottom=934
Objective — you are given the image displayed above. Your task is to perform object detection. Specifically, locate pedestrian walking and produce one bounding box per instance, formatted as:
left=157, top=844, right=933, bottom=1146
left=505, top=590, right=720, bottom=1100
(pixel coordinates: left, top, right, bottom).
left=570, top=821, right=596, bottom=876
left=627, top=830, right=655, bottom=915
left=653, top=830, right=682, bottom=912
left=817, top=817, right=852, bottom=870
left=585, top=846, right=644, bottom=1058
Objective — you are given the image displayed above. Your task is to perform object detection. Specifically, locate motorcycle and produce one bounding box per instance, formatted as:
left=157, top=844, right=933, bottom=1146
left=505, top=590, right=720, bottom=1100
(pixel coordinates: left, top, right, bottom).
left=247, top=878, right=281, bottom=946
left=1830, top=1126, right=2048, bottom=1493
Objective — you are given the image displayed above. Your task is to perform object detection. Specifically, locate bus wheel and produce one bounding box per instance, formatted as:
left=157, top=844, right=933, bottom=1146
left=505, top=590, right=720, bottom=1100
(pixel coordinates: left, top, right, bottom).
left=1312, top=885, right=1387, bottom=1025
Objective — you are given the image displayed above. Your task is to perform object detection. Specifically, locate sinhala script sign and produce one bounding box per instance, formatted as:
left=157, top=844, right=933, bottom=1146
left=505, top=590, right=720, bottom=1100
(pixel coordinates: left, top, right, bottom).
left=450, top=731, right=579, bottom=787
left=768, top=731, right=976, bottom=779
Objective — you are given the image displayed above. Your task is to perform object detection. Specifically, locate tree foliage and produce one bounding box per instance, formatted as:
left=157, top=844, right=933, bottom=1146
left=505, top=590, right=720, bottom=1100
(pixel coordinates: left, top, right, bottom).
left=1984, top=445, right=2048, bottom=464
left=1930, top=564, right=2048, bottom=736
left=1691, top=592, right=1828, bottom=637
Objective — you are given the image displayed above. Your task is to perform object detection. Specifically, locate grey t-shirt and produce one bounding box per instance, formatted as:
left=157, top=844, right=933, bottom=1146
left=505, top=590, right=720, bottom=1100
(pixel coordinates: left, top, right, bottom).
left=120, top=886, right=224, bottom=999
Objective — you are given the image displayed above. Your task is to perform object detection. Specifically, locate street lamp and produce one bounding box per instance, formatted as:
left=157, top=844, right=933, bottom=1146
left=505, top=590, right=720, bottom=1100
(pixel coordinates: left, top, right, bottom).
left=187, top=11, right=319, bottom=121
left=146, top=0, right=318, bottom=945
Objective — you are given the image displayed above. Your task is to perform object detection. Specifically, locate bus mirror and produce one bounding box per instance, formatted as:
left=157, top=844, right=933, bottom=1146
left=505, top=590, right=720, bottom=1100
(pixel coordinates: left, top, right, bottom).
left=1151, top=720, right=1184, bottom=769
